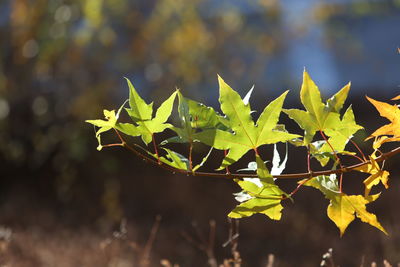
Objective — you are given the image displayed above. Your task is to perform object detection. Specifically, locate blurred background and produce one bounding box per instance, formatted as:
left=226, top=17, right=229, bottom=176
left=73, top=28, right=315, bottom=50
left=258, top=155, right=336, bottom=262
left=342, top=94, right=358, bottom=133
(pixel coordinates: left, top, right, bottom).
left=1, top=0, right=400, bottom=266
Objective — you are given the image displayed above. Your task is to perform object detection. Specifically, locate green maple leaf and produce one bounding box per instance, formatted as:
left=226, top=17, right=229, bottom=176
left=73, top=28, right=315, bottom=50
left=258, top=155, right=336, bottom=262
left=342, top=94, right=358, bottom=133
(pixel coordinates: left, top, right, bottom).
left=303, top=175, right=387, bottom=236
left=123, top=78, right=177, bottom=144
left=159, top=148, right=190, bottom=170
left=228, top=156, right=286, bottom=220
left=196, top=76, right=299, bottom=169
left=86, top=109, right=119, bottom=150
left=159, top=91, right=223, bottom=171
left=163, top=91, right=228, bottom=145
left=86, top=100, right=128, bottom=150
left=284, top=70, right=352, bottom=145
left=311, top=106, right=363, bottom=166
left=187, top=94, right=229, bottom=130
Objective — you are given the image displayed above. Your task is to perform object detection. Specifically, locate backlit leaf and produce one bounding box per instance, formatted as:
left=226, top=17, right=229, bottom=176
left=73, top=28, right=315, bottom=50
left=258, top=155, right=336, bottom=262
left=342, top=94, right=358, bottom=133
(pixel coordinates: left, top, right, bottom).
left=284, top=70, right=351, bottom=145
left=355, top=157, right=389, bottom=196
left=228, top=156, right=286, bottom=220
left=164, top=91, right=228, bottom=145
left=312, top=106, right=363, bottom=166
left=125, top=78, right=153, bottom=122
left=271, top=144, right=288, bottom=176
left=366, top=96, right=400, bottom=148
left=161, top=148, right=190, bottom=170
left=125, top=78, right=177, bottom=144
left=197, top=76, right=299, bottom=169
left=146, top=148, right=189, bottom=170
left=304, top=176, right=387, bottom=236
left=86, top=109, right=118, bottom=149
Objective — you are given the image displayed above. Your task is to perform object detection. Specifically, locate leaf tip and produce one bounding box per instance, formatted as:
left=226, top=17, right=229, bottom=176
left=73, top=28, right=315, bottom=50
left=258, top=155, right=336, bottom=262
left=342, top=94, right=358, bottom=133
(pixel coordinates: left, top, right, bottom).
left=217, top=74, right=226, bottom=85
left=123, top=76, right=131, bottom=84
left=302, top=69, right=314, bottom=86
left=365, top=95, right=373, bottom=102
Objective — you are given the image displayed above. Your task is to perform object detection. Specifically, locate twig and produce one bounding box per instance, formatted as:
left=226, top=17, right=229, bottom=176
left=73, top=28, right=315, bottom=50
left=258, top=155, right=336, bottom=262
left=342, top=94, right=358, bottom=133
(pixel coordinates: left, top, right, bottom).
left=110, top=129, right=400, bottom=181
left=181, top=220, right=218, bottom=267
left=222, top=219, right=241, bottom=267
left=140, top=215, right=162, bottom=267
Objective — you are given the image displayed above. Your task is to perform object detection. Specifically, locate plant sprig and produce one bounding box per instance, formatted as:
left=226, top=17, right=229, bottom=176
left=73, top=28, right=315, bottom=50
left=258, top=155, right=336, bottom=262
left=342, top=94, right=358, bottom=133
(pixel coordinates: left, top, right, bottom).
left=87, top=70, right=400, bottom=236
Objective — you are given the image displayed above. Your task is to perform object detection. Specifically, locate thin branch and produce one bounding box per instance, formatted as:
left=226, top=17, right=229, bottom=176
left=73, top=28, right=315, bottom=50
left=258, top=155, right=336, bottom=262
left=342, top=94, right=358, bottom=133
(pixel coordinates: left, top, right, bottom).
left=140, top=215, right=162, bottom=267
left=113, top=130, right=158, bottom=166
left=101, top=143, right=124, bottom=148
left=223, top=219, right=241, bottom=267
left=181, top=221, right=218, bottom=267
left=111, top=130, right=400, bottom=181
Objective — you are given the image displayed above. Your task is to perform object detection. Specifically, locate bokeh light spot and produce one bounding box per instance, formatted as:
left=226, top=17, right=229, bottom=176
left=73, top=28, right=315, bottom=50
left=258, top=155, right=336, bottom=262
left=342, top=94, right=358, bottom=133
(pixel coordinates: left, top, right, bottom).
left=145, top=63, right=163, bottom=82
left=0, top=98, right=10, bottom=119
left=54, top=5, right=72, bottom=23
left=22, top=39, right=39, bottom=58
left=32, top=96, right=49, bottom=116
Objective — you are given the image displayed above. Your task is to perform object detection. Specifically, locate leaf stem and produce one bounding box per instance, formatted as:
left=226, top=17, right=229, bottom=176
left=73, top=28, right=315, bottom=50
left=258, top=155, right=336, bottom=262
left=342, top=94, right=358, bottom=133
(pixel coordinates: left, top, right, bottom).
left=288, top=175, right=313, bottom=198
left=113, top=129, right=159, bottom=166
left=345, top=153, right=364, bottom=163
left=114, top=129, right=126, bottom=146
left=101, top=143, right=124, bottom=148
left=319, top=130, right=344, bottom=192
left=307, top=145, right=311, bottom=173
left=224, top=150, right=231, bottom=174
left=350, top=139, right=367, bottom=161
left=152, top=134, right=161, bottom=164
left=189, top=141, right=193, bottom=172
left=288, top=145, right=313, bottom=198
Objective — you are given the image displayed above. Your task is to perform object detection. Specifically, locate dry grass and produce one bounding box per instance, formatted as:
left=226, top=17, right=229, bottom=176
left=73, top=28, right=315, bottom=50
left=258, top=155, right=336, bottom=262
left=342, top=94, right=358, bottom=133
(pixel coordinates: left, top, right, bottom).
left=0, top=222, right=399, bottom=267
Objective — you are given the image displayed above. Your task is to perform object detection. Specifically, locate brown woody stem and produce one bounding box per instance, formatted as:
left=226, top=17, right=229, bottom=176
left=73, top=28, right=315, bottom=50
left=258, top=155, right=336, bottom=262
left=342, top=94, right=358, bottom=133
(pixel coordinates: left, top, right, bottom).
left=111, top=130, right=400, bottom=181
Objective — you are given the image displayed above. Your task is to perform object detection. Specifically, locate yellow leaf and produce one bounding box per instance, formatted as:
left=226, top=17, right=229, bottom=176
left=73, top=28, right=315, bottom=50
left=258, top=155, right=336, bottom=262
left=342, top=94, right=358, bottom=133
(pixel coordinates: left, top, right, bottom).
left=392, top=95, right=400, bottom=100
left=303, top=177, right=387, bottom=236
left=328, top=194, right=387, bottom=236
left=355, top=157, right=389, bottom=196
left=366, top=96, right=400, bottom=148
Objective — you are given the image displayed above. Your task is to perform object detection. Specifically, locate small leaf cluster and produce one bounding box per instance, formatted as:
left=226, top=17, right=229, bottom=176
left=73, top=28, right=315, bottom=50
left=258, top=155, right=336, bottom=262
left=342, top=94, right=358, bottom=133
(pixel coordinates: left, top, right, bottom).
left=87, top=70, right=400, bottom=236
